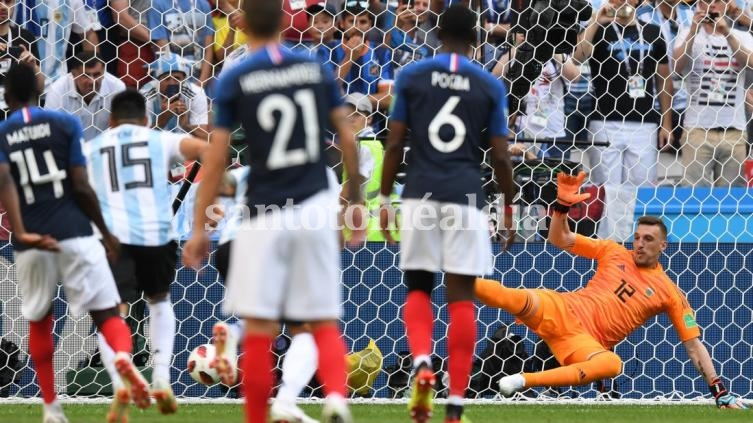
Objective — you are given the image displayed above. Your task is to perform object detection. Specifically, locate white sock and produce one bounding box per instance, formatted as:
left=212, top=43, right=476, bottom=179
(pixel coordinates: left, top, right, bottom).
left=413, top=355, right=431, bottom=370
left=275, top=333, right=318, bottom=402
left=230, top=320, right=245, bottom=345
left=447, top=394, right=464, bottom=406
left=96, top=332, right=124, bottom=390
left=148, top=300, right=175, bottom=384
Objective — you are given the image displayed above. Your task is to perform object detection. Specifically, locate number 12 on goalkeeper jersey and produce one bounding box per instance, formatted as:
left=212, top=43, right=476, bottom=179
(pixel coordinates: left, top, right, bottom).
left=85, top=124, right=204, bottom=246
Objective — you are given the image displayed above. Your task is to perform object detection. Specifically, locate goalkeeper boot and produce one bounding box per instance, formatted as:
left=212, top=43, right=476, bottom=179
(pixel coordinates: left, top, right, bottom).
left=152, top=379, right=178, bottom=415
left=498, top=374, right=525, bottom=398
left=321, top=395, right=353, bottom=423
left=114, top=351, right=151, bottom=409
left=407, top=365, right=436, bottom=423
left=106, top=387, right=130, bottom=423
left=212, top=321, right=238, bottom=386
left=270, top=399, right=318, bottom=423
left=42, top=401, right=69, bottom=423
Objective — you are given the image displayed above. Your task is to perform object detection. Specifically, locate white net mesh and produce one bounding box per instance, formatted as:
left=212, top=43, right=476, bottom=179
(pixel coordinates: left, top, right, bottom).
left=0, top=0, right=751, bottom=404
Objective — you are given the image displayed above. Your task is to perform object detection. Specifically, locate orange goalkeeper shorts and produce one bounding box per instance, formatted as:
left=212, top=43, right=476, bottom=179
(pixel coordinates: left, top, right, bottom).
left=522, top=289, right=608, bottom=366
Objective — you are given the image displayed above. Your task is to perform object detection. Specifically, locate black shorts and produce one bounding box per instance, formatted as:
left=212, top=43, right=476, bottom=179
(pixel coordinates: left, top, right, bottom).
left=215, top=241, right=232, bottom=282
left=111, top=241, right=178, bottom=302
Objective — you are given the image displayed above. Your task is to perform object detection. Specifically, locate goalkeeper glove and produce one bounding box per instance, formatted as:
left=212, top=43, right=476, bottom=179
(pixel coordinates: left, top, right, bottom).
left=710, top=377, right=748, bottom=409
left=553, top=171, right=591, bottom=213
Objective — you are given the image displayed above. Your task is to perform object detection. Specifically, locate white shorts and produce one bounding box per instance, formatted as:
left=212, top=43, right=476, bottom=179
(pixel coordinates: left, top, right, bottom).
left=224, top=188, right=341, bottom=321
left=16, top=236, right=121, bottom=321
left=399, top=199, right=493, bottom=275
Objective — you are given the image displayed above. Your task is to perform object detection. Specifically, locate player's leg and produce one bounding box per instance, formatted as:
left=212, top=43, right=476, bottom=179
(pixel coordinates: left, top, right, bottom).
left=212, top=240, right=244, bottom=375
left=475, top=278, right=544, bottom=327
left=59, top=236, right=150, bottom=413
left=440, top=202, right=494, bottom=422
left=223, top=212, right=289, bottom=423
left=134, top=242, right=179, bottom=414
left=399, top=199, right=442, bottom=423
left=284, top=190, right=351, bottom=423
left=16, top=248, right=68, bottom=423
left=270, top=322, right=318, bottom=423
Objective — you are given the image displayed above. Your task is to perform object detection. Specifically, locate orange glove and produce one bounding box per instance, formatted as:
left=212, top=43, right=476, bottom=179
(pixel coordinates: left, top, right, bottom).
left=556, top=171, right=591, bottom=206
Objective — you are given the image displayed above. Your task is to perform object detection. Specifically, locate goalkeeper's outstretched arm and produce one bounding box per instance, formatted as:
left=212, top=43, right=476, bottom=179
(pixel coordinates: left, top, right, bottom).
left=684, top=337, right=748, bottom=409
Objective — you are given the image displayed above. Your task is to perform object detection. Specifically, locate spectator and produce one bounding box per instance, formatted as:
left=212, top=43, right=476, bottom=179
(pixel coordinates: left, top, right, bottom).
left=44, top=51, right=126, bottom=141
left=211, top=0, right=246, bottom=68
left=281, top=0, right=321, bottom=45
left=387, top=0, right=439, bottom=70
left=572, top=0, right=673, bottom=187
left=481, top=0, right=512, bottom=69
left=0, top=0, right=43, bottom=115
left=637, top=0, right=694, bottom=152
left=110, top=0, right=155, bottom=88
left=674, top=0, right=753, bottom=186
left=149, top=0, right=215, bottom=86
left=334, top=0, right=393, bottom=110
left=13, top=0, right=100, bottom=85
left=141, top=52, right=210, bottom=139
left=305, top=1, right=339, bottom=73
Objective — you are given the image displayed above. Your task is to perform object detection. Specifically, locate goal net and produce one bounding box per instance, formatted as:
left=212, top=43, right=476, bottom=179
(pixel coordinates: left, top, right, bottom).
left=0, top=0, right=751, bottom=403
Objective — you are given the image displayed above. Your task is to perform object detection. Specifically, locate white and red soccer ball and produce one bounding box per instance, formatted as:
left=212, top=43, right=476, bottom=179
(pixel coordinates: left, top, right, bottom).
left=187, top=344, right=221, bottom=385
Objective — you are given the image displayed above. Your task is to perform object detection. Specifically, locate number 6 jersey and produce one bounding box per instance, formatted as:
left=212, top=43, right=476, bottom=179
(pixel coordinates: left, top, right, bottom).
left=85, top=124, right=187, bottom=246
left=0, top=107, right=93, bottom=248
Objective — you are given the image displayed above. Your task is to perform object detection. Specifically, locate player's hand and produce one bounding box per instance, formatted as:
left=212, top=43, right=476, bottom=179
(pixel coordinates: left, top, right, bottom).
left=556, top=171, right=591, bottom=207
left=183, top=231, right=210, bottom=270
left=346, top=202, right=366, bottom=247
left=716, top=393, right=748, bottom=409
left=102, top=233, right=121, bottom=262
left=16, top=232, right=59, bottom=251
left=499, top=208, right=516, bottom=252
left=379, top=204, right=398, bottom=244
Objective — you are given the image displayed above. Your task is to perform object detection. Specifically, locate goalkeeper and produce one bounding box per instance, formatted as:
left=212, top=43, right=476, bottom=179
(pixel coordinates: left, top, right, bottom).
left=476, top=172, right=747, bottom=409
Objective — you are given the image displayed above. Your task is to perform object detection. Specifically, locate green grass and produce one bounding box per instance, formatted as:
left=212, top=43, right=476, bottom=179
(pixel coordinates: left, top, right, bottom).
left=0, top=403, right=750, bottom=423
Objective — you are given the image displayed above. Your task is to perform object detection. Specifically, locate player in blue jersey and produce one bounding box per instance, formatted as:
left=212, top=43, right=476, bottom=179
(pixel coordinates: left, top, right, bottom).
left=182, top=0, right=365, bottom=422
left=0, top=63, right=150, bottom=423
left=84, top=89, right=208, bottom=417
left=379, top=6, right=516, bottom=423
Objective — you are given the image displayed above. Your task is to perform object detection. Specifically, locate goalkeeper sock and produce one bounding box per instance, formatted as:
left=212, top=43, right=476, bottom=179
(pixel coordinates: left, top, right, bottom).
left=148, top=299, right=176, bottom=383
left=277, top=332, right=317, bottom=402
left=230, top=320, right=245, bottom=346
left=313, top=324, right=347, bottom=397
left=447, top=301, right=476, bottom=399
left=29, top=314, right=55, bottom=404
left=242, top=334, right=274, bottom=423
left=404, top=291, right=433, bottom=362
left=96, top=332, right=124, bottom=389
left=99, top=316, right=133, bottom=354
left=523, top=350, right=622, bottom=387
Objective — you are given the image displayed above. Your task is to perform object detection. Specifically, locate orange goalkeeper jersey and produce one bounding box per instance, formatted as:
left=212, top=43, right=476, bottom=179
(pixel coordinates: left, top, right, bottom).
left=562, top=235, right=701, bottom=349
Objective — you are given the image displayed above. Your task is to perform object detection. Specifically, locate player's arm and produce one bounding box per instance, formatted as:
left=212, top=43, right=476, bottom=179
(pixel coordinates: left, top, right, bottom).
left=178, top=135, right=209, bottom=161
left=69, top=165, right=119, bottom=258
left=683, top=338, right=747, bottom=408
left=331, top=105, right=365, bottom=242
left=0, top=163, right=57, bottom=250
left=549, top=171, right=590, bottom=250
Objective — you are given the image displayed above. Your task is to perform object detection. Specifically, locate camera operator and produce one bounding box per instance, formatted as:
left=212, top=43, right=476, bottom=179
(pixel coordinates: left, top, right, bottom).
left=674, top=0, right=753, bottom=186
left=571, top=0, right=673, bottom=188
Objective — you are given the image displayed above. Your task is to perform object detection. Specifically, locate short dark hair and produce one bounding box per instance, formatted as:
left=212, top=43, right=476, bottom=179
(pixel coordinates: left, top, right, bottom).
left=243, top=0, right=284, bottom=38
left=70, top=51, right=104, bottom=71
left=110, top=89, right=147, bottom=121
left=636, top=216, right=668, bottom=239
left=4, top=62, right=38, bottom=104
left=438, top=5, right=476, bottom=46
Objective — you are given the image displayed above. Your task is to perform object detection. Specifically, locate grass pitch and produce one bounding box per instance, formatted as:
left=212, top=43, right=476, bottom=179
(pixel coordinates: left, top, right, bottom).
left=0, top=403, right=750, bottom=423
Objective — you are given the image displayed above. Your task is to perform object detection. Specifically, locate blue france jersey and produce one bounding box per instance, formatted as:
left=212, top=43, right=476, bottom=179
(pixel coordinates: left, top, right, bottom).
left=85, top=124, right=185, bottom=246
left=0, top=107, right=92, bottom=247
left=390, top=53, right=509, bottom=209
left=214, top=45, right=342, bottom=214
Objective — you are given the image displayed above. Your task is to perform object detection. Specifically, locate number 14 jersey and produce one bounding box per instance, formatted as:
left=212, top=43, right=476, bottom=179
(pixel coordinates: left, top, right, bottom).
left=0, top=106, right=92, bottom=248
left=86, top=124, right=186, bottom=246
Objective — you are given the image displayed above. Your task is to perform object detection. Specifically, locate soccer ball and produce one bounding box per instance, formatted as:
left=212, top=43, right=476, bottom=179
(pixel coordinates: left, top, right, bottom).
left=187, top=344, right=221, bottom=385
